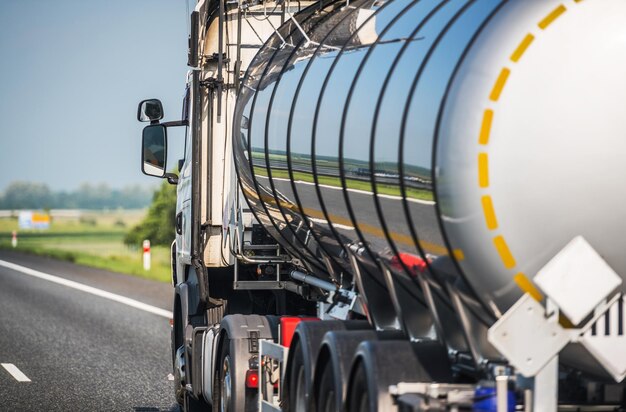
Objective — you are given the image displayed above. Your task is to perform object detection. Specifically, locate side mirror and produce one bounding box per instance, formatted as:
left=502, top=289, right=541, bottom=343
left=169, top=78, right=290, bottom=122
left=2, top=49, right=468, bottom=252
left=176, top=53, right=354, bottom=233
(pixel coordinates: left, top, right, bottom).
left=142, top=125, right=167, bottom=177
left=137, top=99, right=164, bottom=122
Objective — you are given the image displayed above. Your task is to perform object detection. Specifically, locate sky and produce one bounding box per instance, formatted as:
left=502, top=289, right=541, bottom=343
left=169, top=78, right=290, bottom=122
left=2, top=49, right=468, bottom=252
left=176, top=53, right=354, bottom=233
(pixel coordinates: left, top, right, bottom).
left=0, top=0, right=192, bottom=192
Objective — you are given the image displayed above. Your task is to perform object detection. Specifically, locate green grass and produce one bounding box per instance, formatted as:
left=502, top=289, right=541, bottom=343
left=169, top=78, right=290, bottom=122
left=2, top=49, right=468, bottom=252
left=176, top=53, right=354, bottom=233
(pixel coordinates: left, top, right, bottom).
left=254, top=168, right=434, bottom=201
left=0, top=210, right=171, bottom=283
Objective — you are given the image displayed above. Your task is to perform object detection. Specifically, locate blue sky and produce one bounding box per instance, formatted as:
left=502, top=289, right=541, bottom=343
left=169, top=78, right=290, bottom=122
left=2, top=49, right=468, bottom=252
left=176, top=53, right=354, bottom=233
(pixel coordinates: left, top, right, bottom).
left=0, top=0, right=191, bottom=192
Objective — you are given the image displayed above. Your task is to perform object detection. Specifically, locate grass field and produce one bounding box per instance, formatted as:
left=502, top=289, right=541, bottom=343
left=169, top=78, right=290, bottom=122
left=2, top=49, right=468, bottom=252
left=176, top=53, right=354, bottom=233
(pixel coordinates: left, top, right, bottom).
left=0, top=210, right=171, bottom=283
left=254, top=168, right=434, bottom=201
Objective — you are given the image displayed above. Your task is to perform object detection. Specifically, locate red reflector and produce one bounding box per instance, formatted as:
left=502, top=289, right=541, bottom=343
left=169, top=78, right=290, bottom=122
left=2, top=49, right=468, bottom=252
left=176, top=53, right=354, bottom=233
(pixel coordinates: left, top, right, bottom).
left=246, top=369, right=259, bottom=388
left=391, top=253, right=428, bottom=277
left=280, top=317, right=319, bottom=348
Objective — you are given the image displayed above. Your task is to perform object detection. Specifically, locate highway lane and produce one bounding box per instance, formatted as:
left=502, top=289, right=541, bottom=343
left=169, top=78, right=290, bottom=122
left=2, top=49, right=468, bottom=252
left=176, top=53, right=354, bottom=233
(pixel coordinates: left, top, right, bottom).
left=257, top=175, right=449, bottom=257
left=0, top=251, right=178, bottom=412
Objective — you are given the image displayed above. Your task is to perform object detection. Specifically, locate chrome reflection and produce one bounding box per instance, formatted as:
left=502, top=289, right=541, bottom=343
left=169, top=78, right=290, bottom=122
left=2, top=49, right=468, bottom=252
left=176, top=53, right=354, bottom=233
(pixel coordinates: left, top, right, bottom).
left=234, top=0, right=508, bottom=329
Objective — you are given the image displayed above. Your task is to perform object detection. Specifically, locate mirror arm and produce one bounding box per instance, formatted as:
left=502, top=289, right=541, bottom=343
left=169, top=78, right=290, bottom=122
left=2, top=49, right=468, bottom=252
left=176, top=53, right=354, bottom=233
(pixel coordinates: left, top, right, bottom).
left=161, top=120, right=189, bottom=128
left=165, top=173, right=179, bottom=185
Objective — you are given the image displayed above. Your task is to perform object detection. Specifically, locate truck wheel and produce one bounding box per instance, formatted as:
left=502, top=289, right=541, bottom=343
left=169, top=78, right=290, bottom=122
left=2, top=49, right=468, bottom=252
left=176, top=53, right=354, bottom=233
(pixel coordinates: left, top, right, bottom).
left=175, top=344, right=211, bottom=411
left=313, top=330, right=377, bottom=412
left=316, top=362, right=336, bottom=412
left=346, top=340, right=452, bottom=412
left=346, top=360, right=369, bottom=412
left=174, top=346, right=186, bottom=406
left=287, top=338, right=308, bottom=412
left=284, top=321, right=363, bottom=411
left=221, top=353, right=233, bottom=412
left=172, top=296, right=184, bottom=405
left=215, top=336, right=256, bottom=412
left=183, top=391, right=210, bottom=412
left=216, top=337, right=234, bottom=412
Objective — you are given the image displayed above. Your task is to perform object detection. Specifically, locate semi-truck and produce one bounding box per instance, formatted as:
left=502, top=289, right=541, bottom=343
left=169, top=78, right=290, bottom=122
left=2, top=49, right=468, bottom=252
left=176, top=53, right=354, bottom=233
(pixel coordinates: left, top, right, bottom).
left=136, top=0, right=626, bottom=410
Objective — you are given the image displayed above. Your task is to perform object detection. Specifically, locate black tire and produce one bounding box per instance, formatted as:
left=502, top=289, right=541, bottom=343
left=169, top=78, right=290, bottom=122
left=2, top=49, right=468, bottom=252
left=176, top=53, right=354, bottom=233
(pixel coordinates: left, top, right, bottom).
left=215, top=336, right=233, bottom=412
left=172, top=298, right=184, bottom=405
left=215, top=336, right=256, bottom=412
left=174, top=346, right=185, bottom=406
left=175, top=345, right=211, bottom=411
left=286, top=339, right=308, bottom=412
left=346, top=361, right=370, bottom=412
left=183, top=391, right=210, bottom=412
left=316, top=361, right=337, bottom=412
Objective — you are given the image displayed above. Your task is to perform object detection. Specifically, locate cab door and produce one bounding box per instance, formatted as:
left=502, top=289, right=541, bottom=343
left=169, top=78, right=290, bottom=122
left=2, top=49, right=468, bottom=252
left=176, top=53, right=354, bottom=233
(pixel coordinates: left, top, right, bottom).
left=176, top=86, right=193, bottom=268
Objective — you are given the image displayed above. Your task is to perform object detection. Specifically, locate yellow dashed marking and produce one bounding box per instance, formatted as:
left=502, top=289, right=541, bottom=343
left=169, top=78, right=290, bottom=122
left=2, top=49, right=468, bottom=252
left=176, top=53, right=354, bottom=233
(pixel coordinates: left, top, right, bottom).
left=510, top=33, right=535, bottom=62
left=513, top=273, right=543, bottom=301
left=478, top=153, right=489, bottom=188
left=489, top=68, right=510, bottom=102
left=418, top=241, right=449, bottom=257
left=538, top=4, right=567, bottom=29
left=493, top=236, right=516, bottom=269
left=476, top=3, right=582, bottom=296
left=481, top=196, right=498, bottom=230
left=453, top=249, right=465, bottom=261
left=302, top=207, right=448, bottom=256
left=479, top=110, right=494, bottom=145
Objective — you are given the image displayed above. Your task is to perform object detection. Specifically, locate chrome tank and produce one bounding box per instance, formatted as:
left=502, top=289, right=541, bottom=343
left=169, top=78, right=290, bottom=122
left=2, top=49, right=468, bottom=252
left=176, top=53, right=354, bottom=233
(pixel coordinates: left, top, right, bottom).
left=234, top=0, right=626, bottom=327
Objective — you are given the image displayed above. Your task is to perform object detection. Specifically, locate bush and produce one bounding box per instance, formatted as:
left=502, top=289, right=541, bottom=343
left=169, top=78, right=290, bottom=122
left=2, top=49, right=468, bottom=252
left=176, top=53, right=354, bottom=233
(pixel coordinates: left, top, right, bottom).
left=124, top=181, right=176, bottom=247
left=80, top=216, right=97, bottom=226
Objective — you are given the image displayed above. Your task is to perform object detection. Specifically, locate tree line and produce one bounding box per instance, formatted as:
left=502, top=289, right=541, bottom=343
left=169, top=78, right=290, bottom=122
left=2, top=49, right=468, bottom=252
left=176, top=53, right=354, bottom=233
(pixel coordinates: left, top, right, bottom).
left=0, top=181, right=156, bottom=210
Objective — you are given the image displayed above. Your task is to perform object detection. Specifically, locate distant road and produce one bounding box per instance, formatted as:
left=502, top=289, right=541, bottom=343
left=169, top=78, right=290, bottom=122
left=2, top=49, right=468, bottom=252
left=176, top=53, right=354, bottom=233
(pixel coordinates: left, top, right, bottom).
left=0, top=250, right=178, bottom=412
left=259, top=176, right=448, bottom=256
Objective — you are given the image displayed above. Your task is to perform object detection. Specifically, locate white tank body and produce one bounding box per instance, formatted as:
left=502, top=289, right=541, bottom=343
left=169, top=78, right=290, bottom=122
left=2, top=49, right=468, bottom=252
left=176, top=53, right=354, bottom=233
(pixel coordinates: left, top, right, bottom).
left=438, top=0, right=626, bottom=315
left=233, top=0, right=626, bottom=339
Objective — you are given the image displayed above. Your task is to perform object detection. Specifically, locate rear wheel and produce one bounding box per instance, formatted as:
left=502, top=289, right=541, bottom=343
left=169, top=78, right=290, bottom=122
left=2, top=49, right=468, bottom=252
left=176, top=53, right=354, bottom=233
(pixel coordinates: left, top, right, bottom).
left=220, top=353, right=233, bottom=412
left=216, top=337, right=234, bottom=412
left=316, top=362, right=336, bottom=412
left=287, top=339, right=308, bottom=412
left=172, top=299, right=184, bottom=405
left=284, top=321, right=357, bottom=411
left=215, top=336, right=256, bottom=412
left=174, top=346, right=186, bottom=406
left=183, top=391, right=209, bottom=412
left=346, top=361, right=369, bottom=412
left=312, top=330, right=378, bottom=412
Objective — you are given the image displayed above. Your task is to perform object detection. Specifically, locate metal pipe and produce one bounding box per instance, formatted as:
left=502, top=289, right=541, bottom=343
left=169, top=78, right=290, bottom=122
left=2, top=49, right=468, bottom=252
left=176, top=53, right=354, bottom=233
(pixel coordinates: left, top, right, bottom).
left=217, top=0, right=224, bottom=121
left=235, top=7, right=242, bottom=92
left=524, top=389, right=532, bottom=412
left=496, top=375, right=508, bottom=412
left=290, top=270, right=337, bottom=292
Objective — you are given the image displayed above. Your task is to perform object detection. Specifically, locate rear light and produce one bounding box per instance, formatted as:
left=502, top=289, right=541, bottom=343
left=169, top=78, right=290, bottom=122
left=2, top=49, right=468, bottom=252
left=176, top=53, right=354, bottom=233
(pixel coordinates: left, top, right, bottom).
left=245, top=369, right=259, bottom=388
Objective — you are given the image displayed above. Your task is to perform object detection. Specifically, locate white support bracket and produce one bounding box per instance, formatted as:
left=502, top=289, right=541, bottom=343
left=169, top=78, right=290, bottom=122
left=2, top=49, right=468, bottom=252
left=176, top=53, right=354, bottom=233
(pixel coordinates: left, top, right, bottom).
left=259, top=339, right=288, bottom=412
left=488, top=236, right=625, bottom=411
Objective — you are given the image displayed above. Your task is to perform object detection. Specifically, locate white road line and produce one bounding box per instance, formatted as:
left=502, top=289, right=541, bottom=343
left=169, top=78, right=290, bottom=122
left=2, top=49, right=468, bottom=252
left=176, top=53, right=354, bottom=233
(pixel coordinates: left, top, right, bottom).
left=309, top=217, right=355, bottom=231
left=0, top=259, right=172, bottom=319
left=1, top=363, right=31, bottom=382
left=265, top=176, right=435, bottom=205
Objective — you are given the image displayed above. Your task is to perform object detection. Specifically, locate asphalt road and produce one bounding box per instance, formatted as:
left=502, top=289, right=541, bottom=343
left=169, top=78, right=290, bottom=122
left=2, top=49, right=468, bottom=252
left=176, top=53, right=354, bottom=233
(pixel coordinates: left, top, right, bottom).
left=0, top=250, right=179, bottom=412
left=258, top=175, right=448, bottom=256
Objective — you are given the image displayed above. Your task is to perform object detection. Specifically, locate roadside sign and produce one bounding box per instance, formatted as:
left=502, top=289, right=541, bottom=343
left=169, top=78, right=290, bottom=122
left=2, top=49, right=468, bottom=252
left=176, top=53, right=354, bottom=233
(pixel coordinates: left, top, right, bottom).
left=18, top=211, right=50, bottom=230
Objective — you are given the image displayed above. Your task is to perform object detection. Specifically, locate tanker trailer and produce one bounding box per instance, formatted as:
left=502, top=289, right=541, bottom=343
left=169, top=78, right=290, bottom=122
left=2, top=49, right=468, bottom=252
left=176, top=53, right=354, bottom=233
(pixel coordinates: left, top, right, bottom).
left=137, top=0, right=626, bottom=410
left=232, top=0, right=626, bottom=409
